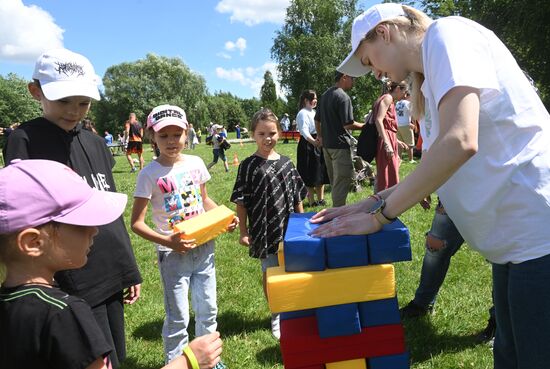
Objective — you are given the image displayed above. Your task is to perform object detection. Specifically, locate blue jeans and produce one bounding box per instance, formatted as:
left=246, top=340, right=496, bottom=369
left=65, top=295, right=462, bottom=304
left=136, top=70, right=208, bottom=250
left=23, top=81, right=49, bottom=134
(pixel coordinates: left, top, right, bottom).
left=492, top=253, right=550, bottom=369
left=157, top=241, right=218, bottom=364
left=413, top=203, right=464, bottom=308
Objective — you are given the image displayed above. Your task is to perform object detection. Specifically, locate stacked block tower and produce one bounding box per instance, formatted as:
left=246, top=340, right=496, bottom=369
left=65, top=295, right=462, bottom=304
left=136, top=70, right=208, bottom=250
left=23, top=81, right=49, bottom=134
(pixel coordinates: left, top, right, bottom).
left=266, top=213, right=412, bottom=369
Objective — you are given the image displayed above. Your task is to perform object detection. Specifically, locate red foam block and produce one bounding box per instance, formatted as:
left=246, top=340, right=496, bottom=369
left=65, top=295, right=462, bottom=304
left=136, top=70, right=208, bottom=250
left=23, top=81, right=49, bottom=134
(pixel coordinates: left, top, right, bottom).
left=280, top=316, right=405, bottom=369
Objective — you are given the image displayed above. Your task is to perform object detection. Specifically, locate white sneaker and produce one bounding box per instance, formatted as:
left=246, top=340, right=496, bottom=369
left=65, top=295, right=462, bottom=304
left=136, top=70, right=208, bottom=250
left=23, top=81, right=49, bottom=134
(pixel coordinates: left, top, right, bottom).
left=271, top=314, right=281, bottom=339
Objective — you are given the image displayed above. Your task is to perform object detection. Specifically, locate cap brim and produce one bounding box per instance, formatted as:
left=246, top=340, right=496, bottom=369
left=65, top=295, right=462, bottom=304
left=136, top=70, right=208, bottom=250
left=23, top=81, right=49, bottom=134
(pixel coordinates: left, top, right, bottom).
left=337, top=52, right=372, bottom=78
left=54, top=190, right=127, bottom=227
left=41, top=80, right=101, bottom=101
left=150, top=119, right=188, bottom=132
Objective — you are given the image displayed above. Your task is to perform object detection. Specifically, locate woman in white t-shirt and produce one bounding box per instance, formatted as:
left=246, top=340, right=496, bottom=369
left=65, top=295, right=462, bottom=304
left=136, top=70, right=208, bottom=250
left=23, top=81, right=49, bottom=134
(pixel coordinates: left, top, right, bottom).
left=310, top=3, right=550, bottom=369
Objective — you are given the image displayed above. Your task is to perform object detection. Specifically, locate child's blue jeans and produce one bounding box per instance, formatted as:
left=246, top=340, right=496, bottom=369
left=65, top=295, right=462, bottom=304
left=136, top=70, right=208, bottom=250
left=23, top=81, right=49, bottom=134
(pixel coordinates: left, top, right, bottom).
left=157, top=241, right=218, bottom=364
left=493, top=252, right=550, bottom=369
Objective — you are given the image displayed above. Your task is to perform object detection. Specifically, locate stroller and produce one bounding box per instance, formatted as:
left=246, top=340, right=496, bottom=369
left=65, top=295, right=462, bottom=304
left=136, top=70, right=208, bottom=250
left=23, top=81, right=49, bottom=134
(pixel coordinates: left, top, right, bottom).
left=349, top=135, right=376, bottom=192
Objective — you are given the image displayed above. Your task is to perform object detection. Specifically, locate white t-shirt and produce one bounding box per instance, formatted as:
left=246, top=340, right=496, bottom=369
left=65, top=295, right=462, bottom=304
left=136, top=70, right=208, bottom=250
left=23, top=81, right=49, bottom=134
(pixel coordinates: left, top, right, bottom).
left=395, top=100, right=411, bottom=127
left=296, top=108, right=316, bottom=140
left=421, top=16, right=550, bottom=264
left=134, top=155, right=211, bottom=251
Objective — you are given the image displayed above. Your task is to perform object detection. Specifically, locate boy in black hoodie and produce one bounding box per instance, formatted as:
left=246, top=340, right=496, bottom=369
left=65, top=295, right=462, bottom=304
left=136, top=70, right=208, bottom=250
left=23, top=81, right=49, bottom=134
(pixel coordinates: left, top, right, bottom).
left=2, top=48, right=142, bottom=368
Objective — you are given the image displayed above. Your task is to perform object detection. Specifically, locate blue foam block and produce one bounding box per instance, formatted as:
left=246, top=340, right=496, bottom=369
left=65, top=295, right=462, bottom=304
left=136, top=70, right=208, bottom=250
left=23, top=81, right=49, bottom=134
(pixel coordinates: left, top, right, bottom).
left=368, top=352, right=410, bottom=369
left=326, top=235, right=369, bottom=269
left=316, top=303, right=361, bottom=338
left=358, top=297, right=401, bottom=327
left=284, top=212, right=326, bottom=272
left=367, top=219, right=411, bottom=264
left=280, top=309, right=315, bottom=321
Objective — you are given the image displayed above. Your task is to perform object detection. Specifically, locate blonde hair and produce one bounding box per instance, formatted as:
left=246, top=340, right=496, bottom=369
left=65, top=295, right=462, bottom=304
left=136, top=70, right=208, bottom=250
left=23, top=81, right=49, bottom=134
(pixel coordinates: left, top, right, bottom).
left=363, top=5, right=432, bottom=120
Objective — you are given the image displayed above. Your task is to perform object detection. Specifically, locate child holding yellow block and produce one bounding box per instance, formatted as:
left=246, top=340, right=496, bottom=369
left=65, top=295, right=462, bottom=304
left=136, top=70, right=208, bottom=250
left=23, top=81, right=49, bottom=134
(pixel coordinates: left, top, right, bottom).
left=131, top=104, right=237, bottom=367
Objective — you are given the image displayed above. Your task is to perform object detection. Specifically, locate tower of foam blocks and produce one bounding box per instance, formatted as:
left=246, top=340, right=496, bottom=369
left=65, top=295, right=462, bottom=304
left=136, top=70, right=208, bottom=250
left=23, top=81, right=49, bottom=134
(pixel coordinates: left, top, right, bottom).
left=266, top=213, right=412, bottom=369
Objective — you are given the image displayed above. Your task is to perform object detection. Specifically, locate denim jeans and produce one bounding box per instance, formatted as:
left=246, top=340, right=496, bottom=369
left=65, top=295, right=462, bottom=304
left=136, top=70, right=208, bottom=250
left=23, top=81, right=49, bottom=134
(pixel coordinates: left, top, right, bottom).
left=413, top=203, right=464, bottom=308
left=492, top=253, right=550, bottom=369
left=157, top=241, right=218, bottom=364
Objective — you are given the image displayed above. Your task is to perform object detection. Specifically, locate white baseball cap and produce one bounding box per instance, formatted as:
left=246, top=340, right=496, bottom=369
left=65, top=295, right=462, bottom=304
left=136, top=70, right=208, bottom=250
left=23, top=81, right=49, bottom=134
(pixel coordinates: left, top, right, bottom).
left=33, top=48, right=101, bottom=101
left=337, top=3, right=406, bottom=77
left=146, top=104, right=188, bottom=132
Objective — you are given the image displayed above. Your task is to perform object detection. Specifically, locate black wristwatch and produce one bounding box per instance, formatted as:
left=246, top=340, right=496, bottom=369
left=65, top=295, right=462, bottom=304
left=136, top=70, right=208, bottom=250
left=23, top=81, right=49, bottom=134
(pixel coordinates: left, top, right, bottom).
left=369, top=196, right=396, bottom=225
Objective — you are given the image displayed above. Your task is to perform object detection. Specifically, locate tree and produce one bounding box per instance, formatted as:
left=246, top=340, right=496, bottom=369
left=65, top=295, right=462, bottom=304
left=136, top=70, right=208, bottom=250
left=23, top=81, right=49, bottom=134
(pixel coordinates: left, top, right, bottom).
left=239, top=97, right=262, bottom=127
left=207, top=93, right=248, bottom=131
left=97, top=54, right=209, bottom=135
left=271, top=0, right=380, bottom=119
left=411, top=0, right=550, bottom=108
left=0, top=73, right=41, bottom=128
left=260, top=71, right=278, bottom=108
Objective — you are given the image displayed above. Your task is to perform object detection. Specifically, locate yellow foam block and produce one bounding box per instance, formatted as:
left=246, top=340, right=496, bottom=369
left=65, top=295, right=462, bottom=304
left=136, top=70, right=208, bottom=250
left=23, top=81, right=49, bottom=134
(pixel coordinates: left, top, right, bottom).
left=174, top=205, right=234, bottom=246
left=266, top=264, right=395, bottom=313
left=326, top=359, right=367, bottom=369
left=277, top=242, right=285, bottom=268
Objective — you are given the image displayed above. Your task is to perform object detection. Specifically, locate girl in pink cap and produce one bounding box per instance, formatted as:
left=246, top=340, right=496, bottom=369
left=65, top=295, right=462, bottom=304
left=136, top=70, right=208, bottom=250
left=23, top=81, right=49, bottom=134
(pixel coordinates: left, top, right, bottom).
left=0, top=159, right=223, bottom=369
left=131, top=105, right=237, bottom=368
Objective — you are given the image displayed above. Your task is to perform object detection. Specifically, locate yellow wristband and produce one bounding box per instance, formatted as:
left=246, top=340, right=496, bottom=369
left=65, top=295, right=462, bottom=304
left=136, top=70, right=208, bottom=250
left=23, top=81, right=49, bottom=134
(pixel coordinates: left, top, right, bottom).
left=183, top=345, right=200, bottom=369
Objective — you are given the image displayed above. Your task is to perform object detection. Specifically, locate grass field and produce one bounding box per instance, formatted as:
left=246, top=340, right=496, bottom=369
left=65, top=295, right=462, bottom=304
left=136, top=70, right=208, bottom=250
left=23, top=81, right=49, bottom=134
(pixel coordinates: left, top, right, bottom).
left=115, top=139, right=493, bottom=369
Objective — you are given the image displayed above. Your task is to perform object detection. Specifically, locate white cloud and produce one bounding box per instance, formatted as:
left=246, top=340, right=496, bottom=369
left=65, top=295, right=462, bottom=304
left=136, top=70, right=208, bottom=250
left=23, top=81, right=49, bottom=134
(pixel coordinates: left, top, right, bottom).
left=224, top=37, right=247, bottom=56
left=0, top=0, right=64, bottom=63
left=216, top=52, right=232, bottom=60
left=216, top=61, right=285, bottom=98
left=215, top=0, right=290, bottom=26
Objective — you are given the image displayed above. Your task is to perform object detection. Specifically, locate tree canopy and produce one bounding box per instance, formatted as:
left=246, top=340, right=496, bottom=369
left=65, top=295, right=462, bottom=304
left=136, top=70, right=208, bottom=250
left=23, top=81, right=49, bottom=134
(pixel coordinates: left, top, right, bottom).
left=271, top=0, right=381, bottom=119
left=411, top=0, right=550, bottom=108
left=0, top=73, right=41, bottom=128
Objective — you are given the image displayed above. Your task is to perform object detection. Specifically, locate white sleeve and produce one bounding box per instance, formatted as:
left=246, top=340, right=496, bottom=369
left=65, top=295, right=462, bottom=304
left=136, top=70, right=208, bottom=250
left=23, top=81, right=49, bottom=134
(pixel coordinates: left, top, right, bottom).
left=296, top=110, right=313, bottom=140
left=424, top=17, right=501, bottom=108
left=134, top=169, right=153, bottom=199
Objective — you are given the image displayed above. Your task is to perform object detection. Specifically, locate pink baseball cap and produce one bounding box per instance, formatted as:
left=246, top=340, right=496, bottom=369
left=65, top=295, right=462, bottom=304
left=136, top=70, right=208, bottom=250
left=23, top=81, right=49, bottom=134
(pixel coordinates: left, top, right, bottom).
left=32, top=48, right=101, bottom=101
left=146, top=104, right=188, bottom=132
left=337, top=3, right=406, bottom=77
left=0, top=159, right=127, bottom=233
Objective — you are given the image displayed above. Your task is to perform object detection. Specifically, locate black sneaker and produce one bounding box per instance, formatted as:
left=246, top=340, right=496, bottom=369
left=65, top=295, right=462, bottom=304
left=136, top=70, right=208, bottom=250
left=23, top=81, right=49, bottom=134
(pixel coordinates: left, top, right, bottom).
left=400, top=300, right=434, bottom=319
left=476, top=317, right=496, bottom=344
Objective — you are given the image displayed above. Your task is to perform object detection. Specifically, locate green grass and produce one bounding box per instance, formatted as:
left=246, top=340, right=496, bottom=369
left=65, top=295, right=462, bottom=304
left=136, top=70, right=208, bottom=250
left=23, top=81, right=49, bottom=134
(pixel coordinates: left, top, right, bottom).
left=116, top=139, right=493, bottom=369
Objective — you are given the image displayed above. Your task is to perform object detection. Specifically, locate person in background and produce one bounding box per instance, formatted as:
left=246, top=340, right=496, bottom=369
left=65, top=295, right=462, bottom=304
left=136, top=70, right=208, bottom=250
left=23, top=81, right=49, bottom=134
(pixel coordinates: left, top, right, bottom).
left=395, top=90, right=416, bottom=162
left=131, top=104, right=237, bottom=367
left=2, top=48, right=142, bottom=368
left=373, top=80, right=408, bottom=192
left=82, top=118, right=98, bottom=134
left=231, top=108, right=307, bottom=339
left=280, top=113, right=290, bottom=132
left=206, top=125, right=230, bottom=172
left=188, top=123, right=197, bottom=150
left=315, top=71, right=364, bottom=207
left=104, top=131, right=114, bottom=145
left=124, top=112, right=144, bottom=172
left=296, top=89, right=328, bottom=207
left=235, top=124, right=241, bottom=139
left=312, top=4, right=550, bottom=368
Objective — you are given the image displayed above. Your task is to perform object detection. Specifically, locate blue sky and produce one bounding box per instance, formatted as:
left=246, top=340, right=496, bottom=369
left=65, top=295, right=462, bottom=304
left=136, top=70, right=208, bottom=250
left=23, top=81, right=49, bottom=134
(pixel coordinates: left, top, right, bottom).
left=0, top=0, right=379, bottom=99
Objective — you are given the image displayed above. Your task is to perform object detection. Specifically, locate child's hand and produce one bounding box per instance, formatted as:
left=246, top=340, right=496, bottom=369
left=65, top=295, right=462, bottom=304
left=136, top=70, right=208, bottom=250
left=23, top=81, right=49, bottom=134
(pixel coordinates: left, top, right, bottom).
left=239, top=235, right=250, bottom=246
left=165, top=232, right=197, bottom=254
left=227, top=215, right=239, bottom=232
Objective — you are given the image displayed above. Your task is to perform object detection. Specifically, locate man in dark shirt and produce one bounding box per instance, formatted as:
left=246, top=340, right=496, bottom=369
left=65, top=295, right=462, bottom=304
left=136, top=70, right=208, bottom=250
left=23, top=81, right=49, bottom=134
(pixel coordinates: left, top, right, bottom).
left=315, top=72, right=364, bottom=206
